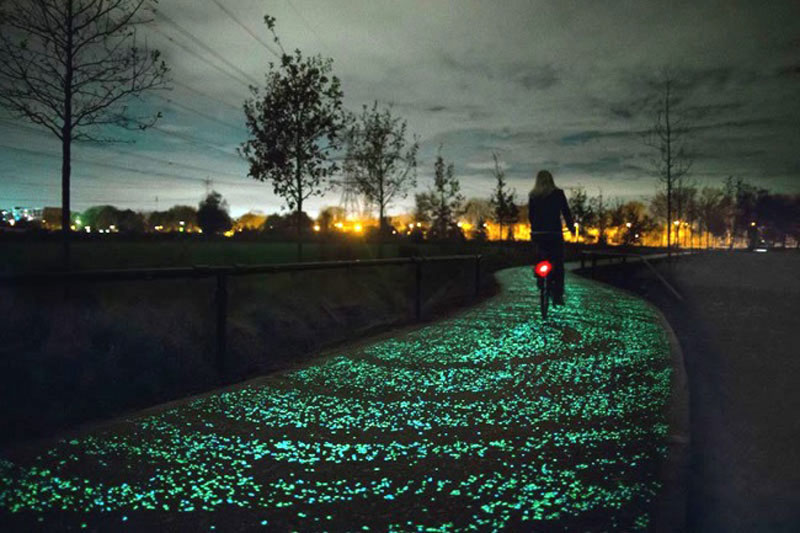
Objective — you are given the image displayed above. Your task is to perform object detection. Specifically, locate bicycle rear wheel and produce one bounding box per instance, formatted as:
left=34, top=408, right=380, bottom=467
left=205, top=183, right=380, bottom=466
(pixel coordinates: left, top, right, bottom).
left=540, top=280, right=549, bottom=319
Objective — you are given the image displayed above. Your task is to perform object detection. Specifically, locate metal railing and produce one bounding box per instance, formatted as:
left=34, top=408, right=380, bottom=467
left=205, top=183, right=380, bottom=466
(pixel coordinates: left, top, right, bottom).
left=579, top=249, right=693, bottom=301
left=0, top=254, right=482, bottom=378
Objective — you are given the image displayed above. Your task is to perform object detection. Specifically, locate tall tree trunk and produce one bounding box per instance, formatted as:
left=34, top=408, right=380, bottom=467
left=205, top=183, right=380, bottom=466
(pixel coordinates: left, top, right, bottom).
left=61, top=132, right=71, bottom=271
left=296, top=201, right=303, bottom=262
left=377, top=199, right=385, bottom=259
left=61, top=0, right=74, bottom=271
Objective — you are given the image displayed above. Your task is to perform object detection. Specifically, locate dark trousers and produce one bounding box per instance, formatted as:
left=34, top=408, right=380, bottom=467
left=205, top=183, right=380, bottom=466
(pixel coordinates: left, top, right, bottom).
left=533, top=236, right=565, bottom=298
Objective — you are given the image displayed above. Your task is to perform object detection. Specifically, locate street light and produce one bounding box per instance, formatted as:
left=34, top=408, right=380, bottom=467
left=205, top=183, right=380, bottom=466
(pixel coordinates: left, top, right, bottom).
left=625, top=222, right=632, bottom=228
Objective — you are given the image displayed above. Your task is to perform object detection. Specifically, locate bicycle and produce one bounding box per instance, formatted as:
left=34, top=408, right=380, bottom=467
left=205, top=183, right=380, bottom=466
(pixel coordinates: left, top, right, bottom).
left=530, top=230, right=569, bottom=320
left=533, top=257, right=553, bottom=319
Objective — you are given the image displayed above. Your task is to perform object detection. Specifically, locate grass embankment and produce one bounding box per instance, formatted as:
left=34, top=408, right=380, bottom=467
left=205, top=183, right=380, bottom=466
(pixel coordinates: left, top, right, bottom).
left=0, top=239, right=556, bottom=445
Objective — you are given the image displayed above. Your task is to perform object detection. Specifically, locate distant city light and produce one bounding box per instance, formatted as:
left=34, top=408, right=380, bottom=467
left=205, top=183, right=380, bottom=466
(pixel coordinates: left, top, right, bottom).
left=354, top=224, right=363, bottom=232
left=313, top=224, right=321, bottom=232
left=625, top=222, right=632, bottom=228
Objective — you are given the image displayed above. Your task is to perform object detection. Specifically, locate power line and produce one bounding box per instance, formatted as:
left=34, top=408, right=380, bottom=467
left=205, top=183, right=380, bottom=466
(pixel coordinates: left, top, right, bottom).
left=210, top=0, right=281, bottom=59
left=149, top=25, right=253, bottom=90
left=170, top=79, right=243, bottom=112
left=0, top=196, right=200, bottom=207
left=148, top=124, right=244, bottom=161
left=156, top=11, right=260, bottom=87
left=0, top=143, right=249, bottom=187
left=285, top=0, right=327, bottom=51
left=0, top=120, right=249, bottom=181
left=153, top=93, right=245, bottom=132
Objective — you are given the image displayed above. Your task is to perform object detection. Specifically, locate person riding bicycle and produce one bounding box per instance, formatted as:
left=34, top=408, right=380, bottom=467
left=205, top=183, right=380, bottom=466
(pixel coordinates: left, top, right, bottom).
left=528, top=170, right=575, bottom=306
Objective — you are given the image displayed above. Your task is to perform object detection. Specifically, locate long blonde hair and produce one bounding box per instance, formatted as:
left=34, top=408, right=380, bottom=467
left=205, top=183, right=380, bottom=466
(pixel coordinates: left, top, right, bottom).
left=530, top=170, right=556, bottom=198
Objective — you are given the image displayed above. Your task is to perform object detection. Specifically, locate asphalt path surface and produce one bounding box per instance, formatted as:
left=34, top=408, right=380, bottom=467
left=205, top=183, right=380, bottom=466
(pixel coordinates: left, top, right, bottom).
left=585, top=250, right=800, bottom=532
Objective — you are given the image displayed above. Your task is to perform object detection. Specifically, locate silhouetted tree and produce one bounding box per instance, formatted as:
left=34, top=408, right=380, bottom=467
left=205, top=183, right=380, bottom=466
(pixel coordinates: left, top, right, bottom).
left=235, top=212, right=268, bottom=232
left=461, top=198, right=493, bottom=227
left=615, top=201, right=656, bottom=245
left=148, top=205, right=197, bottom=232
left=417, top=148, right=464, bottom=239
left=80, top=205, right=144, bottom=233
left=567, top=186, right=592, bottom=239
left=240, top=16, right=346, bottom=261
left=317, top=206, right=346, bottom=233
left=697, top=186, right=725, bottom=248
left=413, top=193, right=433, bottom=226
left=474, top=217, right=488, bottom=242
left=644, top=72, right=692, bottom=254
left=722, top=176, right=758, bottom=248
left=345, top=101, right=419, bottom=240
left=590, top=189, right=609, bottom=244
left=197, top=191, right=232, bottom=235
left=0, top=0, right=169, bottom=269
left=489, top=153, right=517, bottom=241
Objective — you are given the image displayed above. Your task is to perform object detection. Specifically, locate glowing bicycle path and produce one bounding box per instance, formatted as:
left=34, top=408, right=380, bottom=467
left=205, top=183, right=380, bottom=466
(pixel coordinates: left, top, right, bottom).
left=0, top=267, right=672, bottom=531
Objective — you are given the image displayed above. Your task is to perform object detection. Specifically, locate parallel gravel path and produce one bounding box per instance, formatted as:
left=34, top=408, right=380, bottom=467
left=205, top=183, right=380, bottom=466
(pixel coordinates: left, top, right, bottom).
left=1, top=267, right=672, bottom=531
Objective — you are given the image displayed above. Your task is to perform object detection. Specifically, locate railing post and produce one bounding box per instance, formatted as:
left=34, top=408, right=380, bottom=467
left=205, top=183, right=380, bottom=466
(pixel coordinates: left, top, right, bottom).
left=215, top=272, right=228, bottom=378
left=415, top=258, right=423, bottom=321
left=474, top=255, right=481, bottom=299
left=581, top=253, right=585, bottom=270
left=591, top=255, right=596, bottom=278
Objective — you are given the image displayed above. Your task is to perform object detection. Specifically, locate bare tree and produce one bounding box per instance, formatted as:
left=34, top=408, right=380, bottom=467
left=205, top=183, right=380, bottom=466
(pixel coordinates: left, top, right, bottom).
left=345, top=101, right=419, bottom=240
left=489, top=152, right=517, bottom=241
left=590, top=188, right=609, bottom=245
left=644, top=72, right=692, bottom=254
left=414, top=147, right=464, bottom=240
left=0, top=0, right=169, bottom=269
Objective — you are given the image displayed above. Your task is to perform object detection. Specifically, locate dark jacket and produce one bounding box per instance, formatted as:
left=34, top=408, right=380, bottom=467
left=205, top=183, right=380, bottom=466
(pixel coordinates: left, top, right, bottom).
left=528, top=188, right=575, bottom=240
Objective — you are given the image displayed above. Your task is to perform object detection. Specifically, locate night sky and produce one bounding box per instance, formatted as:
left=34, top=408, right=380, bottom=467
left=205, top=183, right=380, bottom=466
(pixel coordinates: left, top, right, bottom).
left=1, top=0, right=798, bottom=217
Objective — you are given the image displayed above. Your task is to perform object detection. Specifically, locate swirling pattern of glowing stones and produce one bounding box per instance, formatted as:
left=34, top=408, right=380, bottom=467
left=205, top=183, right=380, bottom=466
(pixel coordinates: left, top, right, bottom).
left=0, top=268, right=671, bottom=531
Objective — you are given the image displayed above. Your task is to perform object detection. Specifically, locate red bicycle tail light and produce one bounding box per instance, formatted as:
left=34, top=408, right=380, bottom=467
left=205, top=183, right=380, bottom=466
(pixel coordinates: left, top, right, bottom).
left=535, top=260, right=552, bottom=277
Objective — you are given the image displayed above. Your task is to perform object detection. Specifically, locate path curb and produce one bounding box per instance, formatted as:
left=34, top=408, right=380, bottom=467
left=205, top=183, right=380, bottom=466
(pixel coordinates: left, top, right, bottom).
left=643, top=299, right=691, bottom=533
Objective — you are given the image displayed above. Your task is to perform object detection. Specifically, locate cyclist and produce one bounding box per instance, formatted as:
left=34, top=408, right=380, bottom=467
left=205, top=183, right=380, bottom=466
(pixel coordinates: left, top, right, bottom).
left=528, top=170, right=575, bottom=306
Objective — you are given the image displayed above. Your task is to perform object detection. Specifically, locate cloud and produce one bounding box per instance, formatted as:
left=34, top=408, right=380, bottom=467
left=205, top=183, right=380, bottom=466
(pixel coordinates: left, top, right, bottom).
left=2, top=0, right=799, bottom=216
